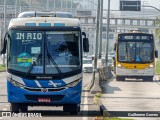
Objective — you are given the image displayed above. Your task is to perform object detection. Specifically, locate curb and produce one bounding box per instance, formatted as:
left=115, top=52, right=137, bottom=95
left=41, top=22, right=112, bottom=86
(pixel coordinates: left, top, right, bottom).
left=93, top=94, right=110, bottom=117
left=0, top=70, right=6, bottom=72
left=99, top=101, right=111, bottom=117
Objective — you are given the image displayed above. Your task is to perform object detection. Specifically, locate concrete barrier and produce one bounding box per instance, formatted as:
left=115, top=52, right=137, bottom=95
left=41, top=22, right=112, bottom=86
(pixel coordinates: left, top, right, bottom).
left=99, top=66, right=113, bottom=80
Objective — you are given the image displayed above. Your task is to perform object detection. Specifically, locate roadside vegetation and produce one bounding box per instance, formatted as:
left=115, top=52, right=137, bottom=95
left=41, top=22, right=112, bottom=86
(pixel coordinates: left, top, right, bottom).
left=0, top=64, right=6, bottom=72
left=103, top=118, right=134, bottom=120
left=94, top=116, right=134, bottom=120
left=105, top=118, right=134, bottom=120
left=156, top=59, right=160, bottom=74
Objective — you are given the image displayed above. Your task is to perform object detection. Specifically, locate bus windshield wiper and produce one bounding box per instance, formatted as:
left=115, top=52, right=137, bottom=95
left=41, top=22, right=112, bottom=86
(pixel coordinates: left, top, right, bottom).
left=25, top=61, right=36, bottom=78
left=46, top=47, right=63, bottom=75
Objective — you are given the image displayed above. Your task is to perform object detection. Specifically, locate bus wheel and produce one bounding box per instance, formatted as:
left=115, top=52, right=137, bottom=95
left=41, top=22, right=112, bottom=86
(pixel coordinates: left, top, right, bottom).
left=144, top=76, right=153, bottom=82
left=63, top=104, right=80, bottom=115
left=10, top=103, right=19, bottom=113
left=19, top=104, right=28, bottom=112
left=116, top=76, right=125, bottom=81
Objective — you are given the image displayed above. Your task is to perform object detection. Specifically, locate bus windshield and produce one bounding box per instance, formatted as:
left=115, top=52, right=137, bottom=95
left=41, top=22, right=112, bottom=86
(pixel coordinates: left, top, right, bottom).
left=8, top=30, right=81, bottom=76
left=45, top=31, right=80, bottom=74
left=118, top=41, right=153, bottom=63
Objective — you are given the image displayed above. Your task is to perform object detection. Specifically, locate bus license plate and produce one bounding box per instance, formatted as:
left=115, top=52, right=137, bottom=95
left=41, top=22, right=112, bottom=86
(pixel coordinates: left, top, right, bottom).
left=38, top=98, right=51, bottom=102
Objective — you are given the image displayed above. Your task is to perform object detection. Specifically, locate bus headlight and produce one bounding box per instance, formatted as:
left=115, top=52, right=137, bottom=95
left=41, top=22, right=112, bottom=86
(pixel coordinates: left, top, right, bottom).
left=66, top=79, right=81, bottom=88
left=149, top=64, right=154, bottom=68
left=8, top=78, right=24, bottom=88
left=117, top=63, right=122, bottom=67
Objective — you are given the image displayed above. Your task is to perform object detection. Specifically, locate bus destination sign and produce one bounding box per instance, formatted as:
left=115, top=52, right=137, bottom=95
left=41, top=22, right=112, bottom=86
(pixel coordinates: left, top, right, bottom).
left=120, top=35, right=152, bottom=40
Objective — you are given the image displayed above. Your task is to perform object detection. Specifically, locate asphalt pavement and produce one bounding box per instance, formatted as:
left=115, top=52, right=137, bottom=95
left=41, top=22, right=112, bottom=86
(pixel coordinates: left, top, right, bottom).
left=100, top=76, right=160, bottom=120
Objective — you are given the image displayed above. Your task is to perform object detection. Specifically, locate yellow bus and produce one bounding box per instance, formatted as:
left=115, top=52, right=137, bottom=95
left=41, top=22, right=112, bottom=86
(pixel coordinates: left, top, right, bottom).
left=114, top=32, right=158, bottom=81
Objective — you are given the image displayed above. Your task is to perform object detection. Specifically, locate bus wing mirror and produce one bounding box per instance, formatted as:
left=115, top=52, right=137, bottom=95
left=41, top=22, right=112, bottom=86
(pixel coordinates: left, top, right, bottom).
left=114, top=43, right=116, bottom=51
left=1, top=32, right=8, bottom=54
left=155, top=50, right=158, bottom=58
left=83, top=38, right=89, bottom=52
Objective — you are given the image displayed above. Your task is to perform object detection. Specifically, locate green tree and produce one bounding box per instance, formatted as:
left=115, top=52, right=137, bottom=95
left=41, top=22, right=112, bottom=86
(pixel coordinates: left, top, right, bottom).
left=155, top=17, right=160, bottom=42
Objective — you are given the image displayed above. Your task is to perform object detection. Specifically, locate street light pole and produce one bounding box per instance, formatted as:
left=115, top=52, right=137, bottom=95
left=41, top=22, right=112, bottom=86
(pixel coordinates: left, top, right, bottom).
left=93, top=0, right=100, bottom=73
left=90, top=0, right=100, bottom=91
left=105, top=0, right=110, bottom=67
left=98, top=0, right=103, bottom=59
left=54, top=0, right=55, bottom=11
left=46, top=0, right=49, bottom=11
left=3, top=0, right=7, bottom=65
left=15, top=0, right=17, bottom=18
left=61, top=0, right=62, bottom=11
left=71, top=0, right=73, bottom=14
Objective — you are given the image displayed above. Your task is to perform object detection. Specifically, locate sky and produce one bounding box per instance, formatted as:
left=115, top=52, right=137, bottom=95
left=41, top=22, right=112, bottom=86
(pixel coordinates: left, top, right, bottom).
left=103, top=0, right=160, bottom=10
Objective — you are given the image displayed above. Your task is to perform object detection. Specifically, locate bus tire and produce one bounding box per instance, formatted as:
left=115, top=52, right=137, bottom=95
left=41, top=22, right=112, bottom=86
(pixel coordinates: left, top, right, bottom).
left=63, top=104, right=80, bottom=114
left=144, top=76, right=153, bottom=82
left=10, top=103, right=19, bottom=113
left=19, top=104, right=28, bottom=112
left=116, top=76, right=125, bottom=81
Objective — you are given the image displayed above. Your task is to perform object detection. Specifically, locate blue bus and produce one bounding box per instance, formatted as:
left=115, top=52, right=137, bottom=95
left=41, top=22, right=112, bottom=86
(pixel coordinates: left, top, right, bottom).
left=1, top=11, right=89, bottom=114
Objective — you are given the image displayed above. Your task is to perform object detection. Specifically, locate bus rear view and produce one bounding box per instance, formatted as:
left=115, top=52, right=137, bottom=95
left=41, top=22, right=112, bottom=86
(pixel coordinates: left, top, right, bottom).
left=115, top=32, right=158, bottom=81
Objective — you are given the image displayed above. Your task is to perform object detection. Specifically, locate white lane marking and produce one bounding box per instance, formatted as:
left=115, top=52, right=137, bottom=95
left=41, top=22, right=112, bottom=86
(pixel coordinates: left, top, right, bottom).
left=83, top=87, right=88, bottom=120
left=0, top=117, right=2, bottom=119
left=35, top=80, right=42, bottom=87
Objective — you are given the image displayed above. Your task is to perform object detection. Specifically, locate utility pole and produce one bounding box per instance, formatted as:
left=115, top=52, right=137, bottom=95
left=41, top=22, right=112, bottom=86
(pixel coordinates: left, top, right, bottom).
left=105, top=0, right=110, bottom=67
left=93, top=0, right=100, bottom=75
left=98, top=0, right=103, bottom=59
left=46, top=0, right=49, bottom=11
left=66, top=0, right=67, bottom=11
left=54, top=0, right=55, bottom=11
left=90, top=0, right=100, bottom=92
left=3, top=0, right=7, bottom=65
left=61, top=0, right=62, bottom=11
left=71, top=0, right=73, bottom=14
left=15, top=0, right=17, bottom=18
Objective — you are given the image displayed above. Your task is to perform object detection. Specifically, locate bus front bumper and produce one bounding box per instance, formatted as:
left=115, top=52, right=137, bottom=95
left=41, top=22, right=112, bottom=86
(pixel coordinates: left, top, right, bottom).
left=7, top=81, right=82, bottom=105
left=116, top=67, right=154, bottom=76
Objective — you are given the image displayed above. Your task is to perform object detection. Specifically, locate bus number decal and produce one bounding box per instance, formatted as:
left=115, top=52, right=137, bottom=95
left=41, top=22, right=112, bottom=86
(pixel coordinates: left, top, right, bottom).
left=124, top=36, right=133, bottom=39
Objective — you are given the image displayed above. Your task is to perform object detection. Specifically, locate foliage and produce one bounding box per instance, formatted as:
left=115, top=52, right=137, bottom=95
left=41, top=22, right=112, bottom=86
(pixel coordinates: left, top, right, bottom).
left=95, top=92, right=102, bottom=99
left=0, top=64, right=6, bottom=71
left=103, top=118, right=134, bottom=120
left=156, top=60, right=160, bottom=74
left=94, top=117, right=134, bottom=120
left=155, top=17, right=160, bottom=41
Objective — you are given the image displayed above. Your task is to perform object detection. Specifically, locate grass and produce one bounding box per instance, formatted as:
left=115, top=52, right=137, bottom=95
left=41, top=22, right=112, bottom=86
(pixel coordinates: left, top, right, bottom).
left=95, top=92, right=102, bottom=99
left=93, top=93, right=134, bottom=120
left=93, top=92, right=102, bottom=104
left=94, top=117, right=134, bottom=120
left=0, top=64, right=6, bottom=71
left=156, top=60, right=160, bottom=74
left=103, top=118, right=134, bottom=120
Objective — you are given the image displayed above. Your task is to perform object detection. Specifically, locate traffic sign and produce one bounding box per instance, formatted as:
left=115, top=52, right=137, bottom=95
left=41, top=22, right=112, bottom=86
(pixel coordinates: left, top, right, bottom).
left=120, top=0, right=141, bottom=11
left=77, top=11, right=92, bottom=16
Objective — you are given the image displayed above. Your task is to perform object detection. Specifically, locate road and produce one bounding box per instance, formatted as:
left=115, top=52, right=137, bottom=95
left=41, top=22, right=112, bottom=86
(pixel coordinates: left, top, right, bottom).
left=0, top=72, right=100, bottom=120
left=100, top=76, right=160, bottom=119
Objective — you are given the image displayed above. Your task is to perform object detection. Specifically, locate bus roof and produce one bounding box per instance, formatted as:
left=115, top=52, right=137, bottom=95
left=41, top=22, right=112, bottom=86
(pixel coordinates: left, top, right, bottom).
left=8, top=17, right=80, bottom=29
